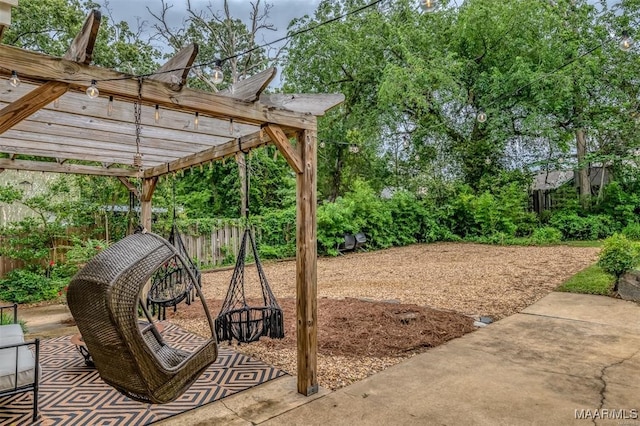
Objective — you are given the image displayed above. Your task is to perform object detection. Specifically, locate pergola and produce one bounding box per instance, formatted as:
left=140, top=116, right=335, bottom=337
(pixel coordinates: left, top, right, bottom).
left=0, top=8, right=344, bottom=396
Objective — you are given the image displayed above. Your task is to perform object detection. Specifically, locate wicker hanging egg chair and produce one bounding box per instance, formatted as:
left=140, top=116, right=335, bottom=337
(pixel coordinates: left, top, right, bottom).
left=67, top=230, right=218, bottom=404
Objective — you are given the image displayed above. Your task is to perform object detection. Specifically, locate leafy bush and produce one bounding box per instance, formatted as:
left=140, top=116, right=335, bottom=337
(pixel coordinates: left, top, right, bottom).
left=622, top=222, right=640, bottom=241
left=317, top=198, right=357, bottom=256
left=65, top=238, right=108, bottom=266
left=0, top=269, right=67, bottom=304
left=530, top=227, right=563, bottom=245
left=597, top=234, right=640, bottom=291
left=549, top=212, right=613, bottom=240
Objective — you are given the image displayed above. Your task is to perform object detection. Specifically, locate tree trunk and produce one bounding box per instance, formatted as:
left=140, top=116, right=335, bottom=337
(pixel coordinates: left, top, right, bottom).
left=329, top=148, right=343, bottom=202
left=576, top=128, right=591, bottom=205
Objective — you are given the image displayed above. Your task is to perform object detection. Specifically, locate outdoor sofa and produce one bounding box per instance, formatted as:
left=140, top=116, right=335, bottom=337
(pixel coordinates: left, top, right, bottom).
left=0, top=303, right=40, bottom=423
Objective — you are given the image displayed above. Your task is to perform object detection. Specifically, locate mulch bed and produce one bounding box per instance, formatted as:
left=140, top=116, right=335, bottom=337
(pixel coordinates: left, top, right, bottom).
left=171, top=297, right=475, bottom=358
left=254, top=297, right=475, bottom=357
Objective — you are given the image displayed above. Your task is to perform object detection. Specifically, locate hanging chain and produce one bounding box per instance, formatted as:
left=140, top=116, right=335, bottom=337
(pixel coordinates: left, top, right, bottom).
left=133, top=78, right=144, bottom=228
left=133, top=78, right=143, bottom=172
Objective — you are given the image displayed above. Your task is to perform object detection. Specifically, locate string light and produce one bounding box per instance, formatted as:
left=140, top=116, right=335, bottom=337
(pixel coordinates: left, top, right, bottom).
left=320, top=141, right=326, bottom=148
left=53, top=99, right=60, bottom=108
left=194, top=112, right=199, bottom=130
left=8, top=71, right=20, bottom=88
left=420, top=0, right=438, bottom=12
left=154, top=105, right=160, bottom=123
left=620, top=31, right=633, bottom=52
left=107, top=96, right=114, bottom=116
left=476, top=111, right=487, bottom=123
left=349, top=145, right=360, bottom=153
left=212, top=60, right=224, bottom=84
left=86, top=80, right=99, bottom=99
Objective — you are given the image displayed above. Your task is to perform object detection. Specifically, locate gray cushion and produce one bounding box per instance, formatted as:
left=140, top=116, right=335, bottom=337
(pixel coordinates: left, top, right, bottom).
left=0, top=325, right=38, bottom=392
left=0, top=324, right=24, bottom=345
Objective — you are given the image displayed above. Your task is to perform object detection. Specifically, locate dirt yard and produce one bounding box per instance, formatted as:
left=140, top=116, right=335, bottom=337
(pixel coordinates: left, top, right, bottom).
left=168, top=242, right=600, bottom=390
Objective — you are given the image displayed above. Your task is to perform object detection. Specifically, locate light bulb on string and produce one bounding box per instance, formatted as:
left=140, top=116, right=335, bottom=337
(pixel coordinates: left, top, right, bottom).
left=8, top=71, right=20, bottom=88
left=154, top=105, right=160, bottom=124
left=349, top=145, right=360, bottom=154
left=212, top=60, right=224, bottom=84
left=320, top=141, right=326, bottom=148
left=194, top=112, right=199, bottom=130
left=53, top=99, right=60, bottom=109
left=476, top=110, right=487, bottom=123
left=86, top=80, right=99, bottom=99
left=107, top=96, right=114, bottom=117
left=620, top=31, right=633, bottom=52
left=420, top=0, right=438, bottom=12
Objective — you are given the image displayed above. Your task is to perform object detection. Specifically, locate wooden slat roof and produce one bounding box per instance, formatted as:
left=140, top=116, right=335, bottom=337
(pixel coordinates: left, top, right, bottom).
left=0, top=10, right=344, bottom=178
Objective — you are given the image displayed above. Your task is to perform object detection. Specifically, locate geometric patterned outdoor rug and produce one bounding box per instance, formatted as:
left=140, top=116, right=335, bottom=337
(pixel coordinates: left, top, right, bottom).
left=0, top=323, right=286, bottom=425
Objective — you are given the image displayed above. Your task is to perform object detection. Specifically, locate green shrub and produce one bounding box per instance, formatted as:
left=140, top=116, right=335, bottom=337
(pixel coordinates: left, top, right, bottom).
left=65, top=238, right=108, bottom=266
left=549, top=212, right=613, bottom=240
left=0, top=269, right=67, bottom=304
left=531, top=227, right=563, bottom=245
left=621, top=222, right=640, bottom=241
left=597, top=234, right=640, bottom=291
left=388, top=191, right=422, bottom=246
left=317, top=198, right=357, bottom=256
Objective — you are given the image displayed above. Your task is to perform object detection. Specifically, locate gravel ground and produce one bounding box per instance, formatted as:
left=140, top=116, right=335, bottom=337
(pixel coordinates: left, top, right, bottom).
left=168, top=242, right=600, bottom=390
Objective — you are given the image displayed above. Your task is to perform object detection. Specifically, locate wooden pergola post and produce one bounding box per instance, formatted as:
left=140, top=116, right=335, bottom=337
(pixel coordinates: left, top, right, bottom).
left=140, top=177, right=158, bottom=231
left=296, top=128, right=318, bottom=395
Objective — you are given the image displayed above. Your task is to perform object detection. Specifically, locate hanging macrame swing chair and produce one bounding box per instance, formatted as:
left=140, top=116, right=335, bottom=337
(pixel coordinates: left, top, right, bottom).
left=215, top=152, right=285, bottom=344
left=147, top=179, right=201, bottom=320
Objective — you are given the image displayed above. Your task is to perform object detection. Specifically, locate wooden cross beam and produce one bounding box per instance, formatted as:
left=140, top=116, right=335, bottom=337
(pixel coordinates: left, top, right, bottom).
left=143, top=129, right=272, bottom=177
left=0, top=158, right=138, bottom=177
left=264, top=123, right=303, bottom=174
left=117, top=176, right=140, bottom=199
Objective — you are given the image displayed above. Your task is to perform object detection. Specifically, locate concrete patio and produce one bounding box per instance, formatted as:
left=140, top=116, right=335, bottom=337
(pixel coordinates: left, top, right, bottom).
left=161, top=292, right=640, bottom=425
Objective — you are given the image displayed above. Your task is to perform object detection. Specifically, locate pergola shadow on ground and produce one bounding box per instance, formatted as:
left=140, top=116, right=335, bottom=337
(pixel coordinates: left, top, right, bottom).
left=0, top=8, right=344, bottom=396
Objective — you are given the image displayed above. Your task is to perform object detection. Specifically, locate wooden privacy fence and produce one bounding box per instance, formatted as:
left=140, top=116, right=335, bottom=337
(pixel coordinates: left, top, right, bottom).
left=0, top=256, right=24, bottom=278
left=0, top=224, right=249, bottom=278
left=179, top=223, right=255, bottom=269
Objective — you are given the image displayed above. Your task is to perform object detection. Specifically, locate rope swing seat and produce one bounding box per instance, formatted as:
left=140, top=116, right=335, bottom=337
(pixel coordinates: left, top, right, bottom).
left=215, top=151, right=285, bottom=344
left=67, top=230, right=218, bottom=404
left=146, top=187, right=201, bottom=321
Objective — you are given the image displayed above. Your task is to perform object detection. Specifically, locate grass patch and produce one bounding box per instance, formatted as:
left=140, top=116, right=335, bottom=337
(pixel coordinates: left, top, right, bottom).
left=556, top=264, right=613, bottom=295
left=563, top=240, right=603, bottom=248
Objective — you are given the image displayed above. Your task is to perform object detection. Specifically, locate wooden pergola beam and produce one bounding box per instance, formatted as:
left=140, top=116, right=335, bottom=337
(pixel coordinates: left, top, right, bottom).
left=143, top=130, right=270, bottom=178
left=63, top=10, right=101, bottom=64
left=117, top=176, right=140, bottom=199
left=264, top=123, right=303, bottom=174
left=140, top=177, right=158, bottom=231
left=149, top=44, right=198, bottom=91
left=0, top=158, right=137, bottom=176
left=260, top=94, right=346, bottom=116
left=218, top=67, right=276, bottom=102
left=0, top=44, right=317, bottom=130
left=0, top=81, right=69, bottom=134
left=295, top=128, right=318, bottom=396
